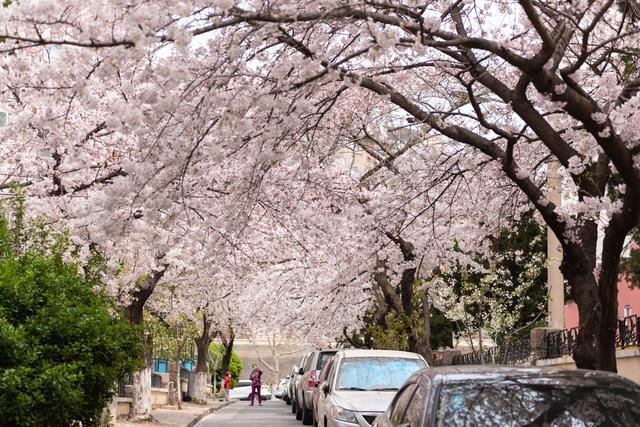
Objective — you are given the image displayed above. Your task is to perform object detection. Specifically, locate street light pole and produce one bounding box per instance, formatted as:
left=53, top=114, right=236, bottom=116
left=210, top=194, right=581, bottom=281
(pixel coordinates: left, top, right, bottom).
left=547, top=158, right=565, bottom=329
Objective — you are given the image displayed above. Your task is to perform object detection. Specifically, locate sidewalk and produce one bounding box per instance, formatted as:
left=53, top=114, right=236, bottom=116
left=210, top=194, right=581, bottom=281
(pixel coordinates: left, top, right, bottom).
left=116, top=400, right=232, bottom=427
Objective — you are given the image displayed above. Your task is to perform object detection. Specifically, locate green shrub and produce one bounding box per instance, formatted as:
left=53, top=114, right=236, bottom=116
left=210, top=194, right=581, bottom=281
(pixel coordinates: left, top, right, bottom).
left=0, top=195, right=142, bottom=426
left=209, top=343, right=243, bottom=388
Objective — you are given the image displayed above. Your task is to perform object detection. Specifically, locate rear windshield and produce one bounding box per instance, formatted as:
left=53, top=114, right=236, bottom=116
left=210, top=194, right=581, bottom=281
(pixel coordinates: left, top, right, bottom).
left=236, top=380, right=251, bottom=387
left=316, top=351, right=337, bottom=371
left=436, top=382, right=640, bottom=426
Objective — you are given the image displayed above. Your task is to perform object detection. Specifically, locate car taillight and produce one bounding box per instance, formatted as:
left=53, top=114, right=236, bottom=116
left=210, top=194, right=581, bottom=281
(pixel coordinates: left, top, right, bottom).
left=307, top=370, right=318, bottom=387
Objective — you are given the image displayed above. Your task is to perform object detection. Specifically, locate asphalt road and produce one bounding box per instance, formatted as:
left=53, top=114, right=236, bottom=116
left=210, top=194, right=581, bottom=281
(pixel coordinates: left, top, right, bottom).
left=196, top=399, right=301, bottom=427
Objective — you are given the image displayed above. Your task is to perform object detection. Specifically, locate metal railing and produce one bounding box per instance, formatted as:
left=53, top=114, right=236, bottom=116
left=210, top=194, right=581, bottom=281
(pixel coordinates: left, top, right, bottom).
left=618, top=314, right=639, bottom=349
left=151, top=373, right=164, bottom=388
left=452, top=339, right=533, bottom=366
left=117, top=373, right=133, bottom=397
left=546, top=315, right=639, bottom=359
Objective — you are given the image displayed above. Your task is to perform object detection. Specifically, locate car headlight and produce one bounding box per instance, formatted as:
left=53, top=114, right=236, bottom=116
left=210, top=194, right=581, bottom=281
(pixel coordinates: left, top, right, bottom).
left=331, top=406, right=358, bottom=424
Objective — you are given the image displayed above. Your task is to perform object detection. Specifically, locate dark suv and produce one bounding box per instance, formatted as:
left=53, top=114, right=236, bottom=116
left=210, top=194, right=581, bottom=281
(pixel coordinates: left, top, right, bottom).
left=294, top=349, right=338, bottom=425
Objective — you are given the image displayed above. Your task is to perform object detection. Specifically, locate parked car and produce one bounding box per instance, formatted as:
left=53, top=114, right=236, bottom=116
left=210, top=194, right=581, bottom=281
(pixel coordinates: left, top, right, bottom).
left=275, top=378, right=288, bottom=399
left=311, top=354, right=337, bottom=424
left=228, top=380, right=271, bottom=401
left=314, top=349, right=427, bottom=427
left=284, top=365, right=299, bottom=405
left=295, top=349, right=339, bottom=424
left=288, top=362, right=303, bottom=407
left=291, top=352, right=312, bottom=420
left=374, top=366, right=640, bottom=427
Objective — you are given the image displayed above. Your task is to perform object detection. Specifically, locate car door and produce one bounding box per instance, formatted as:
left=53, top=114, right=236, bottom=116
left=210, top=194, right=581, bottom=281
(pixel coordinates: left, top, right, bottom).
left=318, top=357, right=339, bottom=427
left=315, top=357, right=335, bottom=425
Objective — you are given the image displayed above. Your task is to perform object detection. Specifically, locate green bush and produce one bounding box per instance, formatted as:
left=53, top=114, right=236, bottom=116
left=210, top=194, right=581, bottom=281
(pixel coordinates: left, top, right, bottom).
left=209, top=343, right=243, bottom=388
left=0, top=196, right=142, bottom=426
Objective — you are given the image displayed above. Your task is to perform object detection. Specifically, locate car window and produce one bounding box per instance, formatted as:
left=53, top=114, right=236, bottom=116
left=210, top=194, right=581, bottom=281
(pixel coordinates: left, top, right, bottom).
left=389, top=384, right=418, bottom=424
left=436, top=382, right=640, bottom=426
left=319, top=357, right=334, bottom=382
left=301, top=353, right=311, bottom=372
left=335, top=357, right=426, bottom=391
left=327, top=357, right=338, bottom=387
left=304, top=353, right=315, bottom=372
left=236, top=380, right=251, bottom=387
left=315, top=351, right=338, bottom=371
left=403, top=383, right=427, bottom=426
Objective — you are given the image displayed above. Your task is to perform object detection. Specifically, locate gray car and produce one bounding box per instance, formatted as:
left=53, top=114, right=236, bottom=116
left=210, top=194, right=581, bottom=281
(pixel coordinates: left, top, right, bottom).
left=292, top=352, right=311, bottom=415
left=374, top=366, right=640, bottom=427
left=314, top=349, right=428, bottom=427
left=295, top=349, right=339, bottom=424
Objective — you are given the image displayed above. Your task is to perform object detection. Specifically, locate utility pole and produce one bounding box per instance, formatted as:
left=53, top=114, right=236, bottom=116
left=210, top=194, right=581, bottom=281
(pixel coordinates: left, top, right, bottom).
left=547, top=159, right=565, bottom=329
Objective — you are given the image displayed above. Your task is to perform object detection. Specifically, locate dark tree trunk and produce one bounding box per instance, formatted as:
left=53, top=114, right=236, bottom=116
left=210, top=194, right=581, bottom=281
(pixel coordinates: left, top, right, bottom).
left=220, top=330, right=235, bottom=375
left=194, top=315, right=216, bottom=403
left=195, top=316, right=213, bottom=374
left=123, top=267, right=167, bottom=420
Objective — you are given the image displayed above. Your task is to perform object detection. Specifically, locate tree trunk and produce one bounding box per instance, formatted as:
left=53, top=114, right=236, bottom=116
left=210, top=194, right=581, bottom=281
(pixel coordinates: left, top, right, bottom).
left=563, top=238, right=602, bottom=370
left=168, top=360, right=180, bottom=406
left=124, top=267, right=167, bottom=420
left=220, top=330, right=235, bottom=375
left=125, top=299, right=153, bottom=420
left=193, top=316, right=215, bottom=403
left=130, top=364, right=152, bottom=421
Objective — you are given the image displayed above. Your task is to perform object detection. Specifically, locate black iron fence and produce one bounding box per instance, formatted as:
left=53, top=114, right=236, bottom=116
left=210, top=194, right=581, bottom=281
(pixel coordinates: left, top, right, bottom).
left=546, top=327, right=579, bottom=359
left=546, top=315, right=639, bottom=359
left=452, top=339, right=533, bottom=366
left=117, top=372, right=133, bottom=397
left=151, top=372, right=164, bottom=388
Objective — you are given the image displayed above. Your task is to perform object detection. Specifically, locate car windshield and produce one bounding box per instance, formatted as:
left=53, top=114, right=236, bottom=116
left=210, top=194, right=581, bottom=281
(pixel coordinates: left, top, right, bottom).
left=436, top=382, right=640, bottom=426
left=336, top=357, right=426, bottom=391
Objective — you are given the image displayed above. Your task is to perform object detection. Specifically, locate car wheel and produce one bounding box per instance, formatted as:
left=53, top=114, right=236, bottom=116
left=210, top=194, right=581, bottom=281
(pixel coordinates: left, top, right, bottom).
left=312, top=406, right=318, bottom=427
left=292, top=398, right=297, bottom=414
left=285, top=395, right=291, bottom=405
left=302, top=401, right=313, bottom=425
left=295, top=398, right=303, bottom=420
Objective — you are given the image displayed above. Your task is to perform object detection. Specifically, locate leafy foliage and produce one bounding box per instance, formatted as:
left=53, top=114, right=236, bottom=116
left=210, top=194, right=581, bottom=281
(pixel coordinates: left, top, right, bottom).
left=340, top=295, right=455, bottom=352
left=0, top=195, right=142, bottom=427
left=209, top=343, right=242, bottom=388
left=435, top=212, right=547, bottom=343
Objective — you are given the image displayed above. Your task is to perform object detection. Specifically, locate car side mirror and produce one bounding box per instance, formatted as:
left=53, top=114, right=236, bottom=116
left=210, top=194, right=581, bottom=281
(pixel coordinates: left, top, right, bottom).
left=298, top=368, right=304, bottom=375
left=322, top=383, right=330, bottom=394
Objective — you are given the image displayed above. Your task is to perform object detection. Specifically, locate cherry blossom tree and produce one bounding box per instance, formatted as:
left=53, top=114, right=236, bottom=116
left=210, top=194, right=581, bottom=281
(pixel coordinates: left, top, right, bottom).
left=0, top=0, right=638, bottom=375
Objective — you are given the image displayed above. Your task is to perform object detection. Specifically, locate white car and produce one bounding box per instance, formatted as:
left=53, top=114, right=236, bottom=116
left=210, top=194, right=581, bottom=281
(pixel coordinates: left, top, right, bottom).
left=314, top=349, right=428, bottom=427
left=228, top=380, right=271, bottom=401
left=275, top=378, right=287, bottom=398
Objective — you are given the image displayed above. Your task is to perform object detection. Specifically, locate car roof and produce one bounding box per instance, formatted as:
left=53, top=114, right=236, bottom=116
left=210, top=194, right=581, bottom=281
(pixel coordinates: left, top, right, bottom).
left=414, top=365, right=639, bottom=388
left=338, top=349, right=426, bottom=359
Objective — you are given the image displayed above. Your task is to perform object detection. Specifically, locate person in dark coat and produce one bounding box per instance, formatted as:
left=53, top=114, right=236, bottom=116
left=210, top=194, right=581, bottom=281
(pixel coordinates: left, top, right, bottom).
left=249, top=363, right=263, bottom=406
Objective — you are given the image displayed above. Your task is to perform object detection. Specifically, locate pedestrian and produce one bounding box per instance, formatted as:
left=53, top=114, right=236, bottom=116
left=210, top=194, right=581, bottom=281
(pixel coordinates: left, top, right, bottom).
left=249, top=363, right=263, bottom=406
left=223, top=370, right=232, bottom=401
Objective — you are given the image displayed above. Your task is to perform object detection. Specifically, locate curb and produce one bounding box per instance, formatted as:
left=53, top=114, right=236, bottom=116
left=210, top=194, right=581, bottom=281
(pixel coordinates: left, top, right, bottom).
left=185, top=401, right=233, bottom=427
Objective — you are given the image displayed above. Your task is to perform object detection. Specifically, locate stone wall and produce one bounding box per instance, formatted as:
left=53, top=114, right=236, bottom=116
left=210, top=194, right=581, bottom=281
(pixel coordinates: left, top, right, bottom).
left=534, top=347, right=640, bottom=383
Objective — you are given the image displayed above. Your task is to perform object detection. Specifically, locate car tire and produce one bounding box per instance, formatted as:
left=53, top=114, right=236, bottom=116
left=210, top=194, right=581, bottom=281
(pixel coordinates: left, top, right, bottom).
left=295, top=398, right=303, bottom=420
left=285, top=395, right=291, bottom=405
left=312, top=406, right=318, bottom=427
left=292, top=398, right=297, bottom=413
left=302, top=401, right=313, bottom=425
